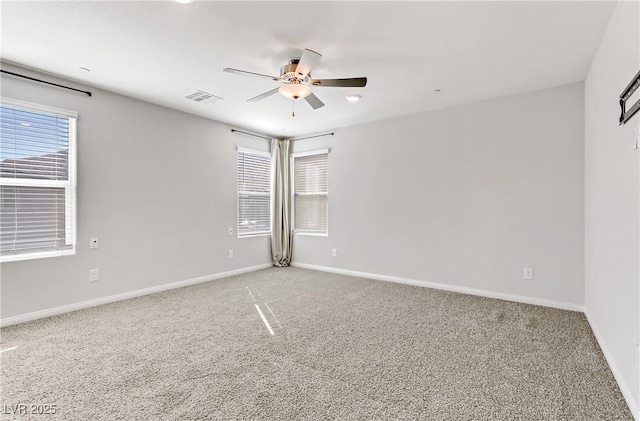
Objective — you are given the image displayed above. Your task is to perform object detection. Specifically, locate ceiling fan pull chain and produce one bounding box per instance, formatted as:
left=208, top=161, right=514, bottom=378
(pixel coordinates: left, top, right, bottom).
left=292, top=100, right=295, bottom=117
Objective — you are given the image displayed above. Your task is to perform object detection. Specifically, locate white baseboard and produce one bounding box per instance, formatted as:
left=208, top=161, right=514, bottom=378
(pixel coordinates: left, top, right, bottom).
left=584, top=310, right=639, bottom=421
left=0, top=263, right=273, bottom=327
left=290, top=262, right=584, bottom=312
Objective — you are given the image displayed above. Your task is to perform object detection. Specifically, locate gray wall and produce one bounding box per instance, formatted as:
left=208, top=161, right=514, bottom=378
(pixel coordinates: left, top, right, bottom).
left=292, top=82, right=585, bottom=306
left=584, top=0, right=639, bottom=414
left=0, top=64, right=272, bottom=319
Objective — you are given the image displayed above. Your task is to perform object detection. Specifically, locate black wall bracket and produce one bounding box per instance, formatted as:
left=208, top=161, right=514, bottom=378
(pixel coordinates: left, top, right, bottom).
left=619, top=69, right=640, bottom=125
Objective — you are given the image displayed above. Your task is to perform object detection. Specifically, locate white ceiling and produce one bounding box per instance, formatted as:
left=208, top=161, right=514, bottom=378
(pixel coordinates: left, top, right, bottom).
left=1, top=1, right=614, bottom=138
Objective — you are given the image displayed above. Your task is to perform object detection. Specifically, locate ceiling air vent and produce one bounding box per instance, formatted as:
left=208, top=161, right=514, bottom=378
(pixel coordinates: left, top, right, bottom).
left=185, top=90, right=222, bottom=104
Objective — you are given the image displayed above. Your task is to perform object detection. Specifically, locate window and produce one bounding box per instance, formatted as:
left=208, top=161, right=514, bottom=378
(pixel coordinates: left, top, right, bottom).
left=292, top=150, right=328, bottom=235
left=237, top=148, right=271, bottom=237
left=0, top=98, right=77, bottom=262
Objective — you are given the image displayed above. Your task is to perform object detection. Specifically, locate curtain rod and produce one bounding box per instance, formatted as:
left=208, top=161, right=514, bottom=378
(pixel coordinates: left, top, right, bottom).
left=291, top=132, right=334, bottom=142
left=231, top=129, right=334, bottom=142
left=230, top=129, right=271, bottom=141
left=1, top=70, right=92, bottom=97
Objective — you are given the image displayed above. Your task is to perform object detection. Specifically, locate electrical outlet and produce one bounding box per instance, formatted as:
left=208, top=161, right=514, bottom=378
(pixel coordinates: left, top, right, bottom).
left=228, top=250, right=234, bottom=259
left=634, top=341, right=640, bottom=368
left=89, top=237, right=99, bottom=249
left=332, top=248, right=337, bottom=257
left=523, top=268, right=534, bottom=280
left=89, top=269, right=99, bottom=282
left=228, top=228, right=234, bottom=237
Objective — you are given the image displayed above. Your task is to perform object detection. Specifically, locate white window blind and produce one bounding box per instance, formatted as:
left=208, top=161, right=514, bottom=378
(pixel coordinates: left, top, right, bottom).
left=292, top=150, right=328, bottom=234
left=0, top=99, right=77, bottom=261
left=237, top=148, right=271, bottom=237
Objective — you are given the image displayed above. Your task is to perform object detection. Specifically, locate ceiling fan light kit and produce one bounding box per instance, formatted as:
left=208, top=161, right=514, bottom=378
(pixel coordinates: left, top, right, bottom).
left=223, top=48, right=367, bottom=113
left=279, top=83, right=311, bottom=100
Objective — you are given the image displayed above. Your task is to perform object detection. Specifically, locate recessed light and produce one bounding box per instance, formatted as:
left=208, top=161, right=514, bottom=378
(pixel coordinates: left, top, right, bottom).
left=346, top=94, right=361, bottom=103
left=174, top=0, right=193, bottom=3
left=79, top=67, right=90, bottom=72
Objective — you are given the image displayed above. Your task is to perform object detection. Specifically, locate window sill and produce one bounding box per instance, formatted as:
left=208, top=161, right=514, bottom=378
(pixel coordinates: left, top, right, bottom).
left=294, top=231, right=328, bottom=237
left=1, top=249, right=75, bottom=263
left=238, top=232, right=271, bottom=239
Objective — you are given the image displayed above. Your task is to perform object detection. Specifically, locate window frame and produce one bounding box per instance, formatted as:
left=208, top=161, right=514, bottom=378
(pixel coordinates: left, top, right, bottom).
left=236, top=146, right=272, bottom=238
left=0, top=97, right=77, bottom=262
left=291, top=149, right=329, bottom=237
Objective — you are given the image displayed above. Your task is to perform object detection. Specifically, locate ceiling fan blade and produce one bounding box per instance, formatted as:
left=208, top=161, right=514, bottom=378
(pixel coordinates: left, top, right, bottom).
left=247, top=87, right=281, bottom=102
left=223, top=68, right=281, bottom=82
left=304, top=92, right=325, bottom=109
left=295, top=49, right=322, bottom=79
left=308, top=77, right=367, bottom=87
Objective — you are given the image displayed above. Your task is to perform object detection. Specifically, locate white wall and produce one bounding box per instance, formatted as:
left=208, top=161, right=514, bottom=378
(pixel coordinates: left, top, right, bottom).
left=584, top=0, right=639, bottom=416
left=0, top=63, right=272, bottom=320
left=292, top=83, right=585, bottom=307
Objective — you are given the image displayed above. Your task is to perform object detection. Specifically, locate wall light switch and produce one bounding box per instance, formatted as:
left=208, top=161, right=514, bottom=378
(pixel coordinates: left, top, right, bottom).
left=89, top=237, right=99, bottom=249
left=228, top=250, right=234, bottom=259
left=228, top=228, right=234, bottom=237
left=89, top=269, right=99, bottom=282
left=634, top=124, right=640, bottom=150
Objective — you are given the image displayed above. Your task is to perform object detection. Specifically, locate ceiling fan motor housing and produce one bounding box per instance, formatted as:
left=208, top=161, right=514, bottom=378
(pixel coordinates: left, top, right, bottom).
left=281, top=60, right=310, bottom=84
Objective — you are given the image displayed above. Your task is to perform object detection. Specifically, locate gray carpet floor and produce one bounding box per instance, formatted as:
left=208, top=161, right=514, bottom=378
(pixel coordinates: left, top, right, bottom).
left=0, top=267, right=633, bottom=420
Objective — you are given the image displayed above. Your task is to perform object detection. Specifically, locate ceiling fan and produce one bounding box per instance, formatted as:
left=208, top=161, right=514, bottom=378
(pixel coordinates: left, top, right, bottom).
left=223, top=48, right=367, bottom=110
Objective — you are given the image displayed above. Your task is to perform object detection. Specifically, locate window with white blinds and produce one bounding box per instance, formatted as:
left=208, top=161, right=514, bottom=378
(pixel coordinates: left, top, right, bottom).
left=292, top=150, right=328, bottom=235
left=237, top=148, right=271, bottom=237
left=0, top=98, right=77, bottom=261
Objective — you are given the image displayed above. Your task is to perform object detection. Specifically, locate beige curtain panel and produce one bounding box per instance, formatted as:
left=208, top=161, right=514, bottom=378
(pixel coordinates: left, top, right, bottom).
left=270, top=138, right=292, bottom=266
